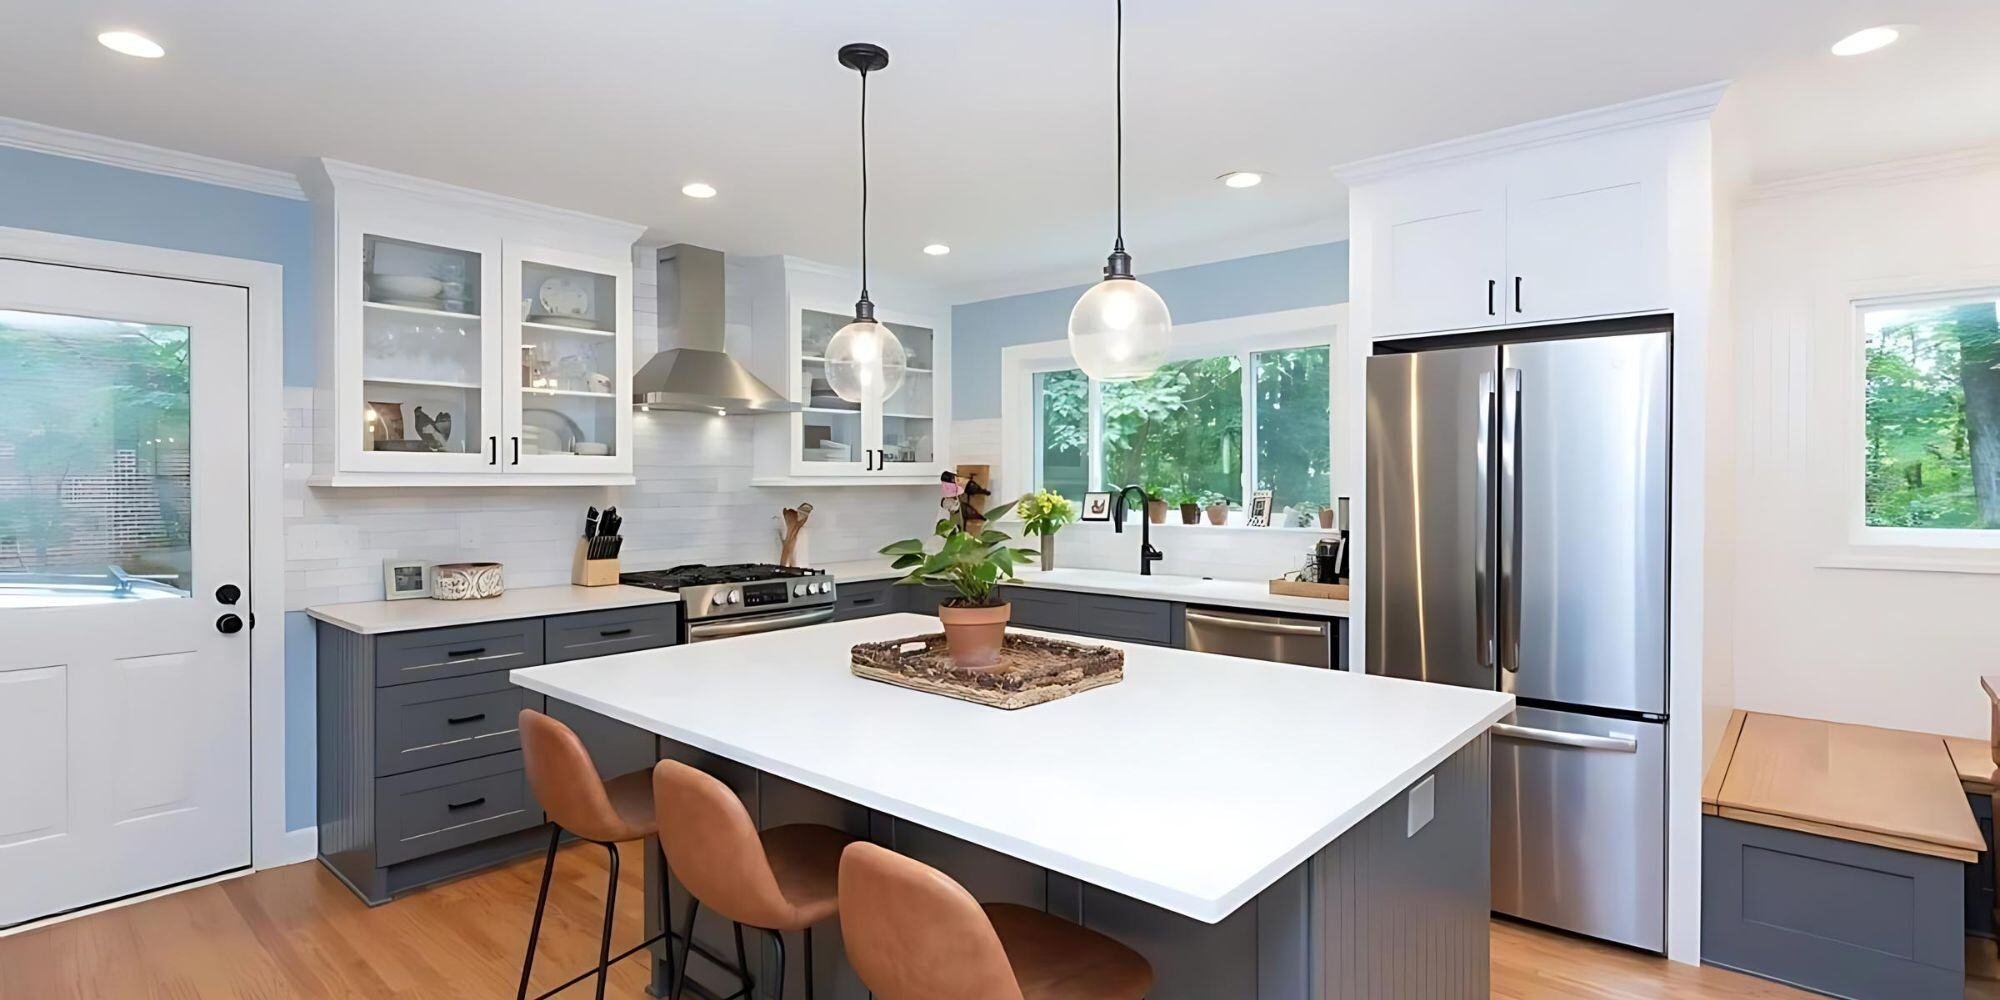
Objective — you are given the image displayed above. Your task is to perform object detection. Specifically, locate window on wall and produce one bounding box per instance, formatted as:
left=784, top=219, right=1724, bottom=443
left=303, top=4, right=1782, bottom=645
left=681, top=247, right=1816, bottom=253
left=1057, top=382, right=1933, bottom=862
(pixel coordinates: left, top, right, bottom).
left=1862, top=294, right=2000, bottom=531
left=1028, top=339, right=1334, bottom=517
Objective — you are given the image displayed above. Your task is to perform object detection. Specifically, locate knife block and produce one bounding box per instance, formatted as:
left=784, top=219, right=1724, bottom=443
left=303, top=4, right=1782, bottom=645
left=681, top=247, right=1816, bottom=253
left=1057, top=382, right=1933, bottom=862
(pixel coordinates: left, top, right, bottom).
left=572, top=539, right=620, bottom=587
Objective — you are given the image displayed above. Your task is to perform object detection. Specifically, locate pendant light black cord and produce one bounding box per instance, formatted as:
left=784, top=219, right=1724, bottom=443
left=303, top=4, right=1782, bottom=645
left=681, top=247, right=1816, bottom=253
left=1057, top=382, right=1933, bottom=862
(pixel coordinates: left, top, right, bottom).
left=859, top=65, right=872, bottom=307
left=1114, top=0, right=1124, bottom=253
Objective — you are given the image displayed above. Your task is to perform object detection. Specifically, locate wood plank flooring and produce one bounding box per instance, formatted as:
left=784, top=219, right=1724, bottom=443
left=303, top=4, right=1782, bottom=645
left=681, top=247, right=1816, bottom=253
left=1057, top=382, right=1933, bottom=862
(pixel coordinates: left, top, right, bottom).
left=0, top=840, right=1981, bottom=998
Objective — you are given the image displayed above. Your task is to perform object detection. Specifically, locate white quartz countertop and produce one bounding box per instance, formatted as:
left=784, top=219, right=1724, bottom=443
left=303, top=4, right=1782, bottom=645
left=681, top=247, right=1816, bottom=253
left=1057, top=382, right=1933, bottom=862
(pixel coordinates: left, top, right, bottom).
left=307, top=584, right=679, bottom=635
left=820, top=561, right=1350, bottom=618
left=511, top=613, right=1509, bottom=923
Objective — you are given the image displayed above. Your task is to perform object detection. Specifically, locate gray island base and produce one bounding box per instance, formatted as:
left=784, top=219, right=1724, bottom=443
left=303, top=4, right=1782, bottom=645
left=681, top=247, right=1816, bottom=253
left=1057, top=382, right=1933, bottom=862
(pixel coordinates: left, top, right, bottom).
left=643, top=733, right=1492, bottom=1000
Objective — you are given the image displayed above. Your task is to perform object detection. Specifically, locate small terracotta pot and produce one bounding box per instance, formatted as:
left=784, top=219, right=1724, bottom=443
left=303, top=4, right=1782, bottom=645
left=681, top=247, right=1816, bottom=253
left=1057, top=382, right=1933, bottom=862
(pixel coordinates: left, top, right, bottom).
left=1206, top=503, right=1228, bottom=525
left=1146, top=499, right=1167, bottom=524
left=1318, top=508, right=1336, bottom=529
left=938, top=601, right=1011, bottom=669
left=1179, top=503, right=1200, bottom=525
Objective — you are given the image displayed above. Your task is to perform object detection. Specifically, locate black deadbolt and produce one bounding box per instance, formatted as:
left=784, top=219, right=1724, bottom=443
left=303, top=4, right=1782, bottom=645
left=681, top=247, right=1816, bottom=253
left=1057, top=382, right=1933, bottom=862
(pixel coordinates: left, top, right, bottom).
left=216, top=584, right=241, bottom=605
left=216, top=613, right=244, bottom=635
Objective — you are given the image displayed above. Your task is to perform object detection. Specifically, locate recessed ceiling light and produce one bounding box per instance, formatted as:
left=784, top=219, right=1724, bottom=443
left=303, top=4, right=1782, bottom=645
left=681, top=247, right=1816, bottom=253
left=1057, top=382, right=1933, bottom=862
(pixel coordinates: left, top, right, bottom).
left=1831, top=26, right=1899, bottom=56
left=1219, top=171, right=1264, bottom=189
left=922, top=243, right=951, bottom=256
left=97, top=30, right=165, bottom=59
left=681, top=182, right=717, bottom=199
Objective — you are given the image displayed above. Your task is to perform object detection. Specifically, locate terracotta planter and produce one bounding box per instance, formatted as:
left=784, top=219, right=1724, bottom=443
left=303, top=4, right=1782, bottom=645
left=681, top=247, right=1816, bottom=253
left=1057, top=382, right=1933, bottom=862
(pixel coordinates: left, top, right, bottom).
left=1205, top=503, right=1228, bottom=525
left=1318, top=508, right=1336, bottom=529
left=938, top=601, right=1011, bottom=669
left=1146, top=500, right=1167, bottom=524
left=1178, top=503, right=1200, bottom=525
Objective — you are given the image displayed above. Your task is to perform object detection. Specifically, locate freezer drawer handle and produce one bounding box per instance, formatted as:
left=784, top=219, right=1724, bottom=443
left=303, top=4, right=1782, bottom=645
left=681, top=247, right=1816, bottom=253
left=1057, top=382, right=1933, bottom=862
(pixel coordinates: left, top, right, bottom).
left=1184, top=610, right=1328, bottom=637
left=1491, top=723, right=1637, bottom=753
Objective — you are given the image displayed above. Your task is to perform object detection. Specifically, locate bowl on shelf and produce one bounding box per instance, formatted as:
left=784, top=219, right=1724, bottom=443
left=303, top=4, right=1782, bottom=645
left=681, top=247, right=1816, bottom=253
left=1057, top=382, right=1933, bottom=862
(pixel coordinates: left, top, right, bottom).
left=572, top=442, right=611, bottom=457
left=371, top=275, right=445, bottom=304
left=372, top=440, right=432, bottom=452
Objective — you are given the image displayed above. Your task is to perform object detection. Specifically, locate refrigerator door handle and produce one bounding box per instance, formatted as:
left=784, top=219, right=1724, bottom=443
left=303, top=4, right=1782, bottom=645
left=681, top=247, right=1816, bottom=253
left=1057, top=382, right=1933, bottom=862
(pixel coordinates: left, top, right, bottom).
left=1492, top=722, right=1638, bottom=753
left=1499, top=367, right=1523, bottom=675
left=1475, top=371, right=1496, bottom=670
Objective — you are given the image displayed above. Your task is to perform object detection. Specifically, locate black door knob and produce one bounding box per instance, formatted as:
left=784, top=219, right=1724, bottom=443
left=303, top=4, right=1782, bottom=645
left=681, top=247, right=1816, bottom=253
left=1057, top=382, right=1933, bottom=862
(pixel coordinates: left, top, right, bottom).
left=216, top=584, right=241, bottom=605
left=216, top=613, right=245, bottom=635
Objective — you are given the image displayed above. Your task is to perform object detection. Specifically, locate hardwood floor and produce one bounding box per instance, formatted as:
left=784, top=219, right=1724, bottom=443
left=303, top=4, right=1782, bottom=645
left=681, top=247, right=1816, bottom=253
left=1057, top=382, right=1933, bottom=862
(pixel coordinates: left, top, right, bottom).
left=0, top=840, right=1966, bottom=998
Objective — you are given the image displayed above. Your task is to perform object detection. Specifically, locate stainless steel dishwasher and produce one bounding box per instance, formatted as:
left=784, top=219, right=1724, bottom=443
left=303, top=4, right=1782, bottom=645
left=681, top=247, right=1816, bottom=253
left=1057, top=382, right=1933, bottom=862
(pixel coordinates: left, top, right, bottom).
left=1182, top=607, right=1335, bottom=667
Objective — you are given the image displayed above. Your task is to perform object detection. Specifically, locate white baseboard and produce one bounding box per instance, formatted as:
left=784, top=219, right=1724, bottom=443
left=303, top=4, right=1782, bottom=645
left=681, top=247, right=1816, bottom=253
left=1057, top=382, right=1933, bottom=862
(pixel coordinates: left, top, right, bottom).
left=269, top=826, right=318, bottom=868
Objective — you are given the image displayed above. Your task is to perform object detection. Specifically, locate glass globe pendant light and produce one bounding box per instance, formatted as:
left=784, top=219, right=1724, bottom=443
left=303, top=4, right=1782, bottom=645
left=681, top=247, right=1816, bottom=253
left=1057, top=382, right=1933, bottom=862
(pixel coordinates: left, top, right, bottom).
left=824, top=42, right=908, bottom=404
left=1068, top=0, right=1171, bottom=381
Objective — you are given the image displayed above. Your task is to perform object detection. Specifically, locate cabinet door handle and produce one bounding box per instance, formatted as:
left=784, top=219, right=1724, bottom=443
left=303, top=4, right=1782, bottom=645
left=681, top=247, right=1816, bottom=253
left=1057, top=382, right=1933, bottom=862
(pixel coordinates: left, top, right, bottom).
left=599, top=627, right=633, bottom=638
left=1487, top=279, right=1496, bottom=316
left=865, top=449, right=875, bottom=471
left=446, top=713, right=487, bottom=726
left=511, top=436, right=520, bottom=465
left=1514, top=276, right=1523, bottom=314
left=488, top=436, right=498, bottom=465
left=446, top=646, right=487, bottom=658
left=446, top=796, right=487, bottom=812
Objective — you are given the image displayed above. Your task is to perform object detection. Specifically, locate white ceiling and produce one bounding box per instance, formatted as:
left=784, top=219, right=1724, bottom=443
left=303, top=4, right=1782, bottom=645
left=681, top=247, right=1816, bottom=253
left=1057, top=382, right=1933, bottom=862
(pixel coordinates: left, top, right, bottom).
left=8, top=1, right=2000, bottom=302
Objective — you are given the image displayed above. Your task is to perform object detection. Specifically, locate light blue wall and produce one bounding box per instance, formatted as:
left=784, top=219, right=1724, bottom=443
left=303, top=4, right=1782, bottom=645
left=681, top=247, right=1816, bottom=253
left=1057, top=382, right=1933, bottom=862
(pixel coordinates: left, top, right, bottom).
left=951, top=241, right=1350, bottom=419
left=1, top=145, right=320, bottom=830
left=0, top=145, right=315, bottom=386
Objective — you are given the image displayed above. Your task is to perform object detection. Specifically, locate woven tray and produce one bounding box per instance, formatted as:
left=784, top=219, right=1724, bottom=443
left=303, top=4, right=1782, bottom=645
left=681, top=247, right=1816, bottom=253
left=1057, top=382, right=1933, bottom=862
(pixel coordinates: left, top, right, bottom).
left=850, top=632, right=1124, bottom=710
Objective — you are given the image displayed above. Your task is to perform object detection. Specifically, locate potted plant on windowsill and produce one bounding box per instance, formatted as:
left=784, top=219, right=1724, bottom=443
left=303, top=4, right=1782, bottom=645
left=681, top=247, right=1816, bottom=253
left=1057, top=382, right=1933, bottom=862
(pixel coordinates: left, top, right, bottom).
left=879, top=498, right=1037, bottom=669
left=1200, top=492, right=1230, bottom=525
left=1170, top=486, right=1201, bottom=525
left=1144, top=487, right=1167, bottom=525
left=1016, top=490, right=1076, bottom=571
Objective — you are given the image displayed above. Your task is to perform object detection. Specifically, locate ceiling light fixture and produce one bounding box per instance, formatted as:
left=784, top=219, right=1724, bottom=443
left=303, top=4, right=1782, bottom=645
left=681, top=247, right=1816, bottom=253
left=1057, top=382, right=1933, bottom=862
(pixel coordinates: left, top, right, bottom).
left=681, top=182, right=717, bottom=199
left=97, top=30, right=164, bottom=59
left=923, top=243, right=951, bottom=256
left=1831, top=26, right=1899, bottom=56
left=1220, top=171, right=1263, bottom=189
left=1068, top=0, right=1171, bottom=383
left=822, top=42, right=908, bottom=405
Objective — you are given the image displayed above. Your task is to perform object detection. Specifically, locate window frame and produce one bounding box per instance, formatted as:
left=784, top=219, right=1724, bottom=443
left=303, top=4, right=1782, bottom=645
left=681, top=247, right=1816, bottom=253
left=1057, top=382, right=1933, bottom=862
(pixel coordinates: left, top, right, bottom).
left=1000, top=304, right=1348, bottom=516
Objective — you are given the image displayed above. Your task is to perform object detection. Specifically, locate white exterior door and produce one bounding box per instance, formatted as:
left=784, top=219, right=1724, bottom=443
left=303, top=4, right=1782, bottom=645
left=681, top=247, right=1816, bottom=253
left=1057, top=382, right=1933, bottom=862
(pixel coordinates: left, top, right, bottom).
left=0, top=259, right=251, bottom=927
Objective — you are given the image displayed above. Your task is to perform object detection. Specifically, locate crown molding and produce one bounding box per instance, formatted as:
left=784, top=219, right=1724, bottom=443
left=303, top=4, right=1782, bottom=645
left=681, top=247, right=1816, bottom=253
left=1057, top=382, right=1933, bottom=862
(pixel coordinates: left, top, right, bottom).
left=309, top=158, right=644, bottom=244
left=0, top=115, right=305, bottom=200
left=1745, top=143, right=2000, bottom=205
left=1332, top=81, right=1731, bottom=186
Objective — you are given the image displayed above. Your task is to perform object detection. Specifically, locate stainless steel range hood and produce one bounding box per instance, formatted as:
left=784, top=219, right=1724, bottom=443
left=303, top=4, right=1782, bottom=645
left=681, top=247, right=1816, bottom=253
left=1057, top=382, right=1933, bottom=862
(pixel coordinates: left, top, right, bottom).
left=633, top=244, right=800, bottom=415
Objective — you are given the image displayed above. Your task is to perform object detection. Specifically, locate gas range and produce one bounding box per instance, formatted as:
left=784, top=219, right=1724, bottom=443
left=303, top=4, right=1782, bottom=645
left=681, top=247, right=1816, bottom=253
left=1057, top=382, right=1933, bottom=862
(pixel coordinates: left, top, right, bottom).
left=620, top=563, right=837, bottom=638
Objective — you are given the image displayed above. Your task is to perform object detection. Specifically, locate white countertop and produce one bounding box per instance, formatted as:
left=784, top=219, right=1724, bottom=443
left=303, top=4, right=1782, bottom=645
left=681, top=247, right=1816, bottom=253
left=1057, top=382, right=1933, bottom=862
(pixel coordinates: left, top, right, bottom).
left=821, top=561, right=1351, bottom=618
left=307, top=584, right=679, bottom=635
left=511, top=613, right=1509, bottom=923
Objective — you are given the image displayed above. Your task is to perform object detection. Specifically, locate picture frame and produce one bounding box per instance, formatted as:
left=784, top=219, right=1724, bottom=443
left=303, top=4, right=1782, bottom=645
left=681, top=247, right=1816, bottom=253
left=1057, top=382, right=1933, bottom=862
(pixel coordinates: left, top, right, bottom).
left=1080, top=491, right=1113, bottom=522
left=382, top=558, right=432, bottom=600
left=1246, top=490, right=1275, bottom=527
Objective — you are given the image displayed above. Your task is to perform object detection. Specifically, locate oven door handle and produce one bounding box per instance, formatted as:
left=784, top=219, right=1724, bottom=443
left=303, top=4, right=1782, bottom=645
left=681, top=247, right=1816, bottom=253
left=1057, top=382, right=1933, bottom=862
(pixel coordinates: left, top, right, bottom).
left=688, top=606, right=836, bottom=641
left=1183, top=610, right=1328, bottom=637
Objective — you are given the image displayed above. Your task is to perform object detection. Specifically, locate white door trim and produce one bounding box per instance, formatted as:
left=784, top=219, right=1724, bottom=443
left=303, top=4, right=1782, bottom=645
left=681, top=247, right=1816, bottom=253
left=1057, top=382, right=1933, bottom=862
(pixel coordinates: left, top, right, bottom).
left=0, top=225, right=303, bottom=869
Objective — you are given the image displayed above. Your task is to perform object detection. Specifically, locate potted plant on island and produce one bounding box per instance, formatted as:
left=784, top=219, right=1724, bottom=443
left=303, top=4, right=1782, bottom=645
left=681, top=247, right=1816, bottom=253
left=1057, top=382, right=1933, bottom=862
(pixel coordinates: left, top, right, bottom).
left=1200, top=492, right=1230, bottom=525
left=1170, top=486, right=1202, bottom=525
left=879, top=498, right=1038, bottom=669
left=1144, top=487, right=1168, bottom=525
left=1015, top=490, right=1076, bottom=571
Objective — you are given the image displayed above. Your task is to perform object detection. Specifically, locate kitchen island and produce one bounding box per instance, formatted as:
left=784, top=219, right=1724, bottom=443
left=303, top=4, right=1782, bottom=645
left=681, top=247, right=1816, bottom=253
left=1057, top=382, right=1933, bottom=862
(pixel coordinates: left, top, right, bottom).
left=511, top=613, right=1511, bottom=999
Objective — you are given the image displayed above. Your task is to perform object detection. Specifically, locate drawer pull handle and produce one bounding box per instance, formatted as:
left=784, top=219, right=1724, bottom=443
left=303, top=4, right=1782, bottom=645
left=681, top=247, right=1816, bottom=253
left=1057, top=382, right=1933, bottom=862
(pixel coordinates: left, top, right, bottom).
left=599, top=627, right=634, bottom=638
left=446, top=796, right=487, bottom=812
left=446, top=647, right=487, bottom=658
left=446, top=713, right=486, bottom=726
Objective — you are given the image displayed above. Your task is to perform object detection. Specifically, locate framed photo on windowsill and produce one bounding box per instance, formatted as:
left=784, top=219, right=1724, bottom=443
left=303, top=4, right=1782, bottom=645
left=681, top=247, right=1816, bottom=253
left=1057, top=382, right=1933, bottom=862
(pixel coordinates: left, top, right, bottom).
left=1080, top=491, right=1113, bottom=522
left=1246, top=490, right=1275, bottom=527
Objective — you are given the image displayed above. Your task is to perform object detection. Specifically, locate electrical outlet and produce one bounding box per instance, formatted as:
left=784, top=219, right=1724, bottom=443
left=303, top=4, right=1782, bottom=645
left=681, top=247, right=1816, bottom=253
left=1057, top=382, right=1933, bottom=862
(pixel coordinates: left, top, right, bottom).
left=1406, top=774, right=1436, bottom=838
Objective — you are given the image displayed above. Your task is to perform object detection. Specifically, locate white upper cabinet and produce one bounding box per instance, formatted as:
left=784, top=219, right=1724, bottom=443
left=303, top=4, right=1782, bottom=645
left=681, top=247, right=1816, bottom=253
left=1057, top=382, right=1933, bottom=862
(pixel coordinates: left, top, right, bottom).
left=1364, top=164, right=1508, bottom=338
left=1502, top=129, right=1670, bottom=325
left=304, top=160, right=644, bottom=486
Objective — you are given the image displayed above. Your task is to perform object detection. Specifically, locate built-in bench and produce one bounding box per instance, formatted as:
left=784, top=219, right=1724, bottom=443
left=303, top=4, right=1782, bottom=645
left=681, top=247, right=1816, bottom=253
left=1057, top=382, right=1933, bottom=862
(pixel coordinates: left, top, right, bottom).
left=1701, top=710, right=1986, bottom=998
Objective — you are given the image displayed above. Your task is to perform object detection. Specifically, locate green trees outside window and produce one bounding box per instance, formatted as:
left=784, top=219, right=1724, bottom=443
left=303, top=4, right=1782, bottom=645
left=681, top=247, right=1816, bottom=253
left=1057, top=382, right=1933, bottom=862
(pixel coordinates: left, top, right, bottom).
left=1864, top=297, right=2000, bottom=529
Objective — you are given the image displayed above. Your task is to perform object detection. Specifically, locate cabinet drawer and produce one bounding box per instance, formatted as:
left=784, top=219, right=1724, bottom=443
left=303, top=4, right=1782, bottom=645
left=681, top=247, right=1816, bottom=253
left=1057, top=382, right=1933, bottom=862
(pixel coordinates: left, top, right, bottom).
left=545, top=604, right=680, bottom=663
left=834, top=580, right=896, bottom=620
left=375, top=752, right=538, bottom=867
left=375, top=620, right=544, bottom=687
left=1074, top=593, right=1172, bottom=645
left=374, top=673, right=537, bottom=777
left=1000, top=586, right=1078, bottom=633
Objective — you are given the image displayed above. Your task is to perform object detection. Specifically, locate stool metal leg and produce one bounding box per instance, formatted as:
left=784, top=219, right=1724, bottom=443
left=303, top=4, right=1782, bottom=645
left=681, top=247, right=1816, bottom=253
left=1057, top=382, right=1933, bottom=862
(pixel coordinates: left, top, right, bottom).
left=802, top=927, right=814, bottom=1000
left=769, top=928, right=786, bottom=1000
left=516, top=825, right=562, bottom=1000
left=596, top=841, right=621, bottom=1000
left=669, top=897, right=701, bottom=1000
left=733, top=922, right=754, bottom=998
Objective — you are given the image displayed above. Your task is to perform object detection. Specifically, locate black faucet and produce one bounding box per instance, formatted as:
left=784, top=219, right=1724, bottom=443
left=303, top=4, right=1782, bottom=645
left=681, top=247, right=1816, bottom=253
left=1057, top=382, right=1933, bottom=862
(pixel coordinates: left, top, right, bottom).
left=1110, top=484, right=1164, bottom=576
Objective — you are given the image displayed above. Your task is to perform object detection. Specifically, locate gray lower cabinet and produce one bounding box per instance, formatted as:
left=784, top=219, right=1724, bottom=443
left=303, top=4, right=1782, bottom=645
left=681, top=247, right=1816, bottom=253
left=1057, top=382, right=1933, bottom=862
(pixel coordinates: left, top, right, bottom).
left=317, top=602, right=679, bottom=905
left=832, top=579, right=897, bottom=621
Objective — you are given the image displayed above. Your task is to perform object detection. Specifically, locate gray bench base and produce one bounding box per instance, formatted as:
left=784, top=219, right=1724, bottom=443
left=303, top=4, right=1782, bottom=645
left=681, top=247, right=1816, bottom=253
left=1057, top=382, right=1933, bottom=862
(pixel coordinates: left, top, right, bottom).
left=1702, top=815, right=1964, bottom=999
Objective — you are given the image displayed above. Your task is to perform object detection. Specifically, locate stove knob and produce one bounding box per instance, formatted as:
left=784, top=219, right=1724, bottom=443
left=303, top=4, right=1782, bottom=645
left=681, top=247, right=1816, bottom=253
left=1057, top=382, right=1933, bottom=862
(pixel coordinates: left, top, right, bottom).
left=726, top=589, right=741, bottom=604
left=794, top=584, right=809, bottom=597
left=815, top=582, right=831, bottom=594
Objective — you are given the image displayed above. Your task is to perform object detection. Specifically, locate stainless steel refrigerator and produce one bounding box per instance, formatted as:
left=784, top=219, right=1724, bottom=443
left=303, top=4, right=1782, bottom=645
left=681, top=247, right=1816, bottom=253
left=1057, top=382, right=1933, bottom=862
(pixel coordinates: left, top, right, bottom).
left=1365, top=328, right=1668, bottom=952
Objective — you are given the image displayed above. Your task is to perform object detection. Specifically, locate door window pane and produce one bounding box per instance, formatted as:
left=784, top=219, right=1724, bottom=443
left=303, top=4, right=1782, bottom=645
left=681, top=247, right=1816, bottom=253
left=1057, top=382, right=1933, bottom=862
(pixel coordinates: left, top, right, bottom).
left=1035, top=369, right=1089, bottom=501
left=1864, top=296, right=2000, bottom=529
left=1253, top=346, right=1331, bottom=513
left=0, top=310, right=192, bottom=606
left=1099, top=356, right=1243, bottom=504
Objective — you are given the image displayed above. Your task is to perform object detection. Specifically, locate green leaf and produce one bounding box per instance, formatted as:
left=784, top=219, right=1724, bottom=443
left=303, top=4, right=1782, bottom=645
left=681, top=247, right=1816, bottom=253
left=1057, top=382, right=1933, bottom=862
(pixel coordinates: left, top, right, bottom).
left=982, top=498, right=1020, bottom=523
left=879, top=538, right=926, bottom=555
left=889, top=553, right=923, bottom=570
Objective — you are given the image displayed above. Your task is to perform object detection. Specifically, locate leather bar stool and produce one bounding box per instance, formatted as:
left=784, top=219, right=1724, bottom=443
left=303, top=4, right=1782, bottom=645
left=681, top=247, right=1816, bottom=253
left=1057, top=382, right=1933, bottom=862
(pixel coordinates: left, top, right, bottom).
left=838, top=841, right=1154, bottom=1000
left=652, top=759, right=855, bottom=1000
left=516, top=709, right=674, bottom=1000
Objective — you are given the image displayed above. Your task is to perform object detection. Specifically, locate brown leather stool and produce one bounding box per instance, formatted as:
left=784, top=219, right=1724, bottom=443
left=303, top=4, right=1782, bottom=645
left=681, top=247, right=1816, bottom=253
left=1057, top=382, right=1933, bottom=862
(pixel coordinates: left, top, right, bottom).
left=837, top=841, right=1154, bottom=1000
left=516, top=709, right=674, bottom=1000
left=652, top=759, right=855, bottom=1000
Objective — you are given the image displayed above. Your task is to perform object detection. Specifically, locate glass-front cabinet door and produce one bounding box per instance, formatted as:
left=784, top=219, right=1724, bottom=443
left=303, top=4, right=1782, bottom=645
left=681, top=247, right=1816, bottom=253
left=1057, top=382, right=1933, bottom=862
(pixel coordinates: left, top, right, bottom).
left=344, top=226, right=504, bottom=473
left=788, top=302, right=944, bottom=478
left=796, top=307, right=871, bottom=474
left=878, top=320, right=936, bottom=470
left=503, top=245, right=633, bottom=475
